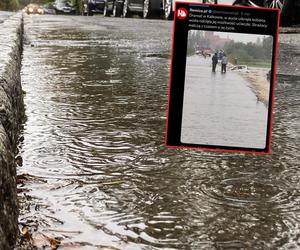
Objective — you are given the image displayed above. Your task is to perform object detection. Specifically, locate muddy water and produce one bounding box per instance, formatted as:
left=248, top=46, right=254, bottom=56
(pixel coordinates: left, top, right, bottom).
left=18, top=15, right=300, bottom=249
left=181, top=56, right=268, bottom=149
left=0, top=11, right=13, bottom=23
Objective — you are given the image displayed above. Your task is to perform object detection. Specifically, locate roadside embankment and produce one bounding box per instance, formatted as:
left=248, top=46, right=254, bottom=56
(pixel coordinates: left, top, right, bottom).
left=0, top=12, right=24, bottom=249
left=238, top=68, right=270, bottom=107
left=228, top=62, right=270, bottom=107
left=231, top=29, right=300, bottom=107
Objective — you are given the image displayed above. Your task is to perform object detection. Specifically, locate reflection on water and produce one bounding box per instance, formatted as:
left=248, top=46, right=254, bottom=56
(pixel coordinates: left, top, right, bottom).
left=18, top=15, right=300, bottom=249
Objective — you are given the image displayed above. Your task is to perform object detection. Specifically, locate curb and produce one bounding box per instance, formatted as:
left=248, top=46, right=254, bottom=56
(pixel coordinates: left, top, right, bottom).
left=0, top=12, right=24, bottom=249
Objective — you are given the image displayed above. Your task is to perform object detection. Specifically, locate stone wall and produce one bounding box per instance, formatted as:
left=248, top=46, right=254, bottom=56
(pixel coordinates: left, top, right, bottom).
left=0, top=12, right=24, bottom=249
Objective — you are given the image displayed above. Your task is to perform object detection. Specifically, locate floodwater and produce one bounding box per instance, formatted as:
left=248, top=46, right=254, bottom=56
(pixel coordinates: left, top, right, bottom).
left=0, top=11, right=13, bottom=23
left=181, top=55, right=268, bottom=149
left=17, top=15, right=300, bottom=249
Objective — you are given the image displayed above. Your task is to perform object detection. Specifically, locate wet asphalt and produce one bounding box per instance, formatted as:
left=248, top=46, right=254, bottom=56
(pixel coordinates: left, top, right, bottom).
left=181, top=56, right=268, bottom=149
left=16, top=13, right=300, bottom=250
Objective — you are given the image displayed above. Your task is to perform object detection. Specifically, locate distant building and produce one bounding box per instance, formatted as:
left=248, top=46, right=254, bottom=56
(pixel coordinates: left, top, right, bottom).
left=204, top=31, right=232, bottom=49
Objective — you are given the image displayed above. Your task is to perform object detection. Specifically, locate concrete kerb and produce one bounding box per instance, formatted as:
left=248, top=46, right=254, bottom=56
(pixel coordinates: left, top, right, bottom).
left=277, top=29, right=300, bottom=78
left=0, top=12, right=24, bottom=249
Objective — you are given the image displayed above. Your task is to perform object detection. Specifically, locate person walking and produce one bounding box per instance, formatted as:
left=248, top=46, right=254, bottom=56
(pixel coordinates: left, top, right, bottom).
left=212, top=52, right=218, bottom=73
left=221, top=53, right=228, bottom=73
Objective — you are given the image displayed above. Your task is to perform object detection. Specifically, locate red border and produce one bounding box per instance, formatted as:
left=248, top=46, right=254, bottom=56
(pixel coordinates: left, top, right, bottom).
left=165, top=2, right=280, bottom=155
left=164, top=3, right=177, bottom=147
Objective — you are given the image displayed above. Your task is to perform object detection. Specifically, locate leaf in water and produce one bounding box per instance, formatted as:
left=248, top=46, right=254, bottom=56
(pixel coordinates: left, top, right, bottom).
left=21, top=226, right=33, bottom=244
left=41, top=233, right=62, bottom=250
left=17, top=173, right=30, bottom=184
left=17, top=172, right=48, bottom=184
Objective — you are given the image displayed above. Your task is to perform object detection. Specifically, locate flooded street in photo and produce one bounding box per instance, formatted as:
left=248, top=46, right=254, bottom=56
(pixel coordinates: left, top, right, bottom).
left=0, top=11, right=13, bottom=23
left=17, top=14, right=300, bottom=249
left=181, top=55, right=268, bottom=149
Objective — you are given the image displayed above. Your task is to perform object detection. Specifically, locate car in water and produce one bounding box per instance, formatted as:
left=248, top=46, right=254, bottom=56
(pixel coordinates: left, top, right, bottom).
left=196, top=47, right=213, bottom=57
left=23, top=4, right=44, bottom=14
left=53, top=0, right=76, bottom=14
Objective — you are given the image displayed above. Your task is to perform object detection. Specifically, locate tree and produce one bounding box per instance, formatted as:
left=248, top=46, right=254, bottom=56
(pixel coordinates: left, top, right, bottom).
left=187, top=30, right=210, bottom=56
left=0, top=0, right=20, bottom=10
left=224, top=36, right=273, bottom=65
left=71, top=0, right=83, bottom=14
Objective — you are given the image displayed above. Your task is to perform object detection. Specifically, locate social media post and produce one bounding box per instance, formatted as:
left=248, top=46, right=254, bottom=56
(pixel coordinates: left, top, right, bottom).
left=166, top=3, right=279, bottom=153
left=188, top=7, right=272, bottom=32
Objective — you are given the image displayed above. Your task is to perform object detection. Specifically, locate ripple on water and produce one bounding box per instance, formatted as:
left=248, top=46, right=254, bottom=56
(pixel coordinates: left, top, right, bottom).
left=18, top=15, right=300, bottom=250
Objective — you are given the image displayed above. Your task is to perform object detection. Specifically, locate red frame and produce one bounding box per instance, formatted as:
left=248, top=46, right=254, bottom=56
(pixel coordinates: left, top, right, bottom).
left=165, top=2, right=280, bottom=154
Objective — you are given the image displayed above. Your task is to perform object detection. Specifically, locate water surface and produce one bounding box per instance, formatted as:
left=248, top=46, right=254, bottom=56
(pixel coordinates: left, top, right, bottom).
left=17, top=15, right=300, bottom=249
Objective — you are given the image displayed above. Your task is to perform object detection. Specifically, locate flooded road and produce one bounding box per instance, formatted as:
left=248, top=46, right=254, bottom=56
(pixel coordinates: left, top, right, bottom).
left=0, top=11, right=13, bottom=23
left=18, top=15, right=300, bottom=249
left=181, top=55, right=268, bottom=149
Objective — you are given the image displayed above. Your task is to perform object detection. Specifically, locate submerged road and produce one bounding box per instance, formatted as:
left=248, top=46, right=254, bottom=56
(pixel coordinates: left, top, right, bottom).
left=181, top=56, right=268, bottom=149
left=0, top=11, right=13, bottom=23
left=17, top=14, right=300, bottom=250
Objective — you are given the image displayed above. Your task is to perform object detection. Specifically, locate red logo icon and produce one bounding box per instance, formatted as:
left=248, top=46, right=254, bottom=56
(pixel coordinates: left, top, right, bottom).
left=177, top=8, right=188, bottom=20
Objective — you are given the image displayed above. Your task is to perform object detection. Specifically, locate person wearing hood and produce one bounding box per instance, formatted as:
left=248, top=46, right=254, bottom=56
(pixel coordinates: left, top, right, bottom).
left=212, top=52, right=218, bottom=73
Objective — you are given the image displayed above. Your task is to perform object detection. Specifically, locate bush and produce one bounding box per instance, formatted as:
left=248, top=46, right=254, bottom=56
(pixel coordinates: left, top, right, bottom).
left=0, top=0, right=20, bottom=10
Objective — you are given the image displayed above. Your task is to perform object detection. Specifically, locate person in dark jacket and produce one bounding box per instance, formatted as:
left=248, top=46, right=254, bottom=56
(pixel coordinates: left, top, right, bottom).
left=212, top=53, right=218, bottom=72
